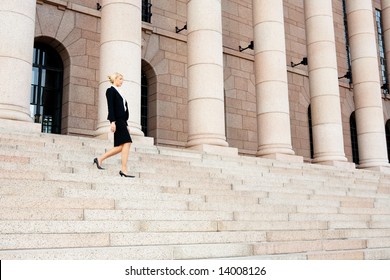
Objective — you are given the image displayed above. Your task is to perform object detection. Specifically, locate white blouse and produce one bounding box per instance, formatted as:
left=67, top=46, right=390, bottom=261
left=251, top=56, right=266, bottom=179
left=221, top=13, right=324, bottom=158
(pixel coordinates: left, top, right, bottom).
left=113, top=85, right=127, bottom=111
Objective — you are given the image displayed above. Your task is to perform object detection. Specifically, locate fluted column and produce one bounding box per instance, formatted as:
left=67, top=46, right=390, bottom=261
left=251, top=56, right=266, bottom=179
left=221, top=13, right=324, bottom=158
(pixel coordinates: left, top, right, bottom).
left=346, top=0, right=389, bottom=168
left=0, top=0, right=36, bottom=122
left=96, top=0, right=143, bottom=138
left=253, top=0, right=295, bottom=158
left=186, top=0, right=229, bottom=150
left=383, top=0, right=390, bottom=89
left=304, top=0, right=347, bottom=164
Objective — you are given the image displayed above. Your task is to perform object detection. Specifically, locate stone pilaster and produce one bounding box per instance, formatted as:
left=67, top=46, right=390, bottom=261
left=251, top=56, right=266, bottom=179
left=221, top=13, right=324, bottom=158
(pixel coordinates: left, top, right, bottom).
left=253, top=0, right=296, bottom=159
left=96, top=0, right=143, bottom=138
left=186, top=0, right=231, bottom=153
left=0, top=0, right=36, bottom=122
left=304, top=0, right=348, bottom=164
left=346, top=0, right=389, bottom=168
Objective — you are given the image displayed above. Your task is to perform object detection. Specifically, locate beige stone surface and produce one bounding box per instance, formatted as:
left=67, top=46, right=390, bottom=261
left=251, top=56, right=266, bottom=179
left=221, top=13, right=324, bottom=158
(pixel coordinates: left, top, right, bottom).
left=0, top=0, right=36, bottom=122
left=346, top=0, right=389, bottom=168
left=0, top=0, right=389, bottom=167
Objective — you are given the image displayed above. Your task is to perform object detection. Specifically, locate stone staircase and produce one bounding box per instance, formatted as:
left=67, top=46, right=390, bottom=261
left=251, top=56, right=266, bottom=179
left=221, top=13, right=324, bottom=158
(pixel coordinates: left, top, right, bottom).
left=1, top=128, right=390, bottom=259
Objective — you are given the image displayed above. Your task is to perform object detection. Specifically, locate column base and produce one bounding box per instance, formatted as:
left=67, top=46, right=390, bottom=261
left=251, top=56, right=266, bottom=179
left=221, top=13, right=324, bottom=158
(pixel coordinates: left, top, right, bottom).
left=0, top=104, right=33, bottom=123
left=94, top=131, right=113, bottom=141
left=316, top=160, right=356, bottom=169
left=188, top=144, right=238, bottom=157
left=0, top=119, right=40, bottom=133
left=357, top=164, right=390, bottom=173
left=259, top=153, right=303, bottom=163
left=132, top=135, right=154, bottom=147
left=256, top=145, right=295, bottom=158
left=312, top=155, right=348, bottom=165
left=95, top=131, right=154, bottom=147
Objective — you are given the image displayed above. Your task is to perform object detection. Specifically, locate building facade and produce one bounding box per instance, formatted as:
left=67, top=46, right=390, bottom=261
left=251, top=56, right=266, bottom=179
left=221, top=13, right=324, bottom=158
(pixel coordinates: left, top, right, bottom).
left=1, top=0, right=390, bottom=169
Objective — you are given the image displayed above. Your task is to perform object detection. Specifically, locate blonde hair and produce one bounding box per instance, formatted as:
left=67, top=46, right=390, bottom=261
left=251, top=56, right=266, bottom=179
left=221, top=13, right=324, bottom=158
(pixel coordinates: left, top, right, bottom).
left=107, top=72, right=123, bottom=84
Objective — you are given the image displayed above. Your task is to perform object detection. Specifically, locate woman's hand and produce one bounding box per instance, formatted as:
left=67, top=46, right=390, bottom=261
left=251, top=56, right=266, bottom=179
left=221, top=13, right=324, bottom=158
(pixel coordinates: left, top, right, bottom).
left=110, top=122, right=116, bottom=133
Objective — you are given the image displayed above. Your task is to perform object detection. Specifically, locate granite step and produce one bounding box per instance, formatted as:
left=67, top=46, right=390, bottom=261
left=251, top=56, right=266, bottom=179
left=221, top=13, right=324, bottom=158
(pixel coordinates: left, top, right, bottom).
left=0, top=243, right=254, bottom=260
left=1, top=128, right=390, bottom=260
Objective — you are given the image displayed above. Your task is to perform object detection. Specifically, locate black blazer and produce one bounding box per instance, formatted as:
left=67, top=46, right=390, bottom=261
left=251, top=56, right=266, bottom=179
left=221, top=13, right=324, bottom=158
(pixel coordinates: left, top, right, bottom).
left=106, top=86, right=129, bottom=123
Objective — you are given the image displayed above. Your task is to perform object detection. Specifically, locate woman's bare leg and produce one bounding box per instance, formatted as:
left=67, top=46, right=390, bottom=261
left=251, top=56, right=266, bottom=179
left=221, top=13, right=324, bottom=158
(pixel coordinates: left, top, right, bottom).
left=120, top=142, right=131, bottom=173
left=98, top=145, right=123, bottom=165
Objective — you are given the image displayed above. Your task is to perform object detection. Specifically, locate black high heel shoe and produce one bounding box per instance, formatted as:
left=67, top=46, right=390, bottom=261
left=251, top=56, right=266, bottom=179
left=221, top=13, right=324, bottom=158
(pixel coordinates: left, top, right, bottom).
left=93, top=158, right=104, bottom=170
left=119, top=170, right=135, bottom=178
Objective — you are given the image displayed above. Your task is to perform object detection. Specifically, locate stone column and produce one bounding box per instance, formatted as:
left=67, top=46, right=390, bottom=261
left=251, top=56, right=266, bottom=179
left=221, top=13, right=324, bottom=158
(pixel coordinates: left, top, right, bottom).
left=383, top=0, right=390, bottom=89
left=0, top=0, right=36, bottom=122
left=304, top=0, right=348, bottom=164
left=96, top=0, right=143, bottom=138
left=253, top=0, right=296, bottom=159
left=186, top=0, right=232, bottom=154
left=346, top=0, right=389, bottom=168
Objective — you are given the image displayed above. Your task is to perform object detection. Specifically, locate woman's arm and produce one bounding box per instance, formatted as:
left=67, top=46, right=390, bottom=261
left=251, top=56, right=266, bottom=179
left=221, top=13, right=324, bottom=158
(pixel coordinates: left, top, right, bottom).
left=106, top=88, right=116, bottom=123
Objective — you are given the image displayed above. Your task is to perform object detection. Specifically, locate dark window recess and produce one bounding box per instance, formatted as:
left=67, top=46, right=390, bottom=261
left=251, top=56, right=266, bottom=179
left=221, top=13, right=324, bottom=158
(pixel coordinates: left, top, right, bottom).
left=342, top=0, right=352, bottom=83
left=141, top=72, right=148, bottom=136
left=350, top=112, right=359, bottom=165
left=386, top=120, right=390, bottom=163
left=308, top=105, right=314, bottom=159
left=31, top=43, right=63, bottom=134
left=376, top=9, right=389, bottom=95
left=142, top=0, right=152, bottom=23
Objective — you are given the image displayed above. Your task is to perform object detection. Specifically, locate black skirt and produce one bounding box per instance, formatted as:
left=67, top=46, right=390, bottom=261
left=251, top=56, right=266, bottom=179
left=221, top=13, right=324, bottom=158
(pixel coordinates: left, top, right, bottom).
left=114, top=119, right=132, bottom=147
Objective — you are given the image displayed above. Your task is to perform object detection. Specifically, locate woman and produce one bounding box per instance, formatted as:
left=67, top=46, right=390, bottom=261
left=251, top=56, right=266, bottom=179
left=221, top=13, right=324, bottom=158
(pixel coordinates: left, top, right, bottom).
left=93, top=72, right=134, bottom=178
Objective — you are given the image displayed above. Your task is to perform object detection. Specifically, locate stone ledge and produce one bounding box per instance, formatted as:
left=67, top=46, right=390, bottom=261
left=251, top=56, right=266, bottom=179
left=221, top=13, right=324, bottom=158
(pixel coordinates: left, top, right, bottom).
left=188, top=144, right=238, bottom=157
left=260, top=153, right=304, bottom=163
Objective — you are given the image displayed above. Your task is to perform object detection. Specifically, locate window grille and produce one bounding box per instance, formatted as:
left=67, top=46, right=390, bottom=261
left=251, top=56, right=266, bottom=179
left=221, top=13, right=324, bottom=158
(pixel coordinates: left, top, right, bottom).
left=142, top=0, right=152, bottom=23
left=31, top=43, right=63, bottom=134
left=375, top=9, right=389, bottom=95
left=342, top=0, right=352, bottom=83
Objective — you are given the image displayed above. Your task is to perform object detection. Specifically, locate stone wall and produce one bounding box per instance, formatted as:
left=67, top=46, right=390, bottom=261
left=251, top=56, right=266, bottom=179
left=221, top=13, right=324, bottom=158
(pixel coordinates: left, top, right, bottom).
left=35, top=1, right=100, bottom=136
left=33, top=0, right=390, bottom=161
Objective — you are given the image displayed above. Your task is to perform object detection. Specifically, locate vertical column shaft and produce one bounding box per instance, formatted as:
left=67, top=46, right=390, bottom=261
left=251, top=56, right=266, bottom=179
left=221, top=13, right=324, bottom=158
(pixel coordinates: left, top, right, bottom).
left=0, top=0, right=36, bottom=122
left=253, top=0, right=295, bottom=157
left=96, top=0, right=143, bottom=138
left=186, top=0, right=228, bottom=148
left=304, top=0, right=347, bottom=163
left=346, top=0, right=389, bottom=168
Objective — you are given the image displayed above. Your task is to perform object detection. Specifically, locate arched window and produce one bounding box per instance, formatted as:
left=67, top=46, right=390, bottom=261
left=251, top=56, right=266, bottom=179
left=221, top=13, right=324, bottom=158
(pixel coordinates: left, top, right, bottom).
left=31, top=43, right=63, bottom=134
left=350, top=112, right=359, bottom=164
left=386, top=120, right=390, bottom=163
left=308, top=105, right=314, bottom=159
